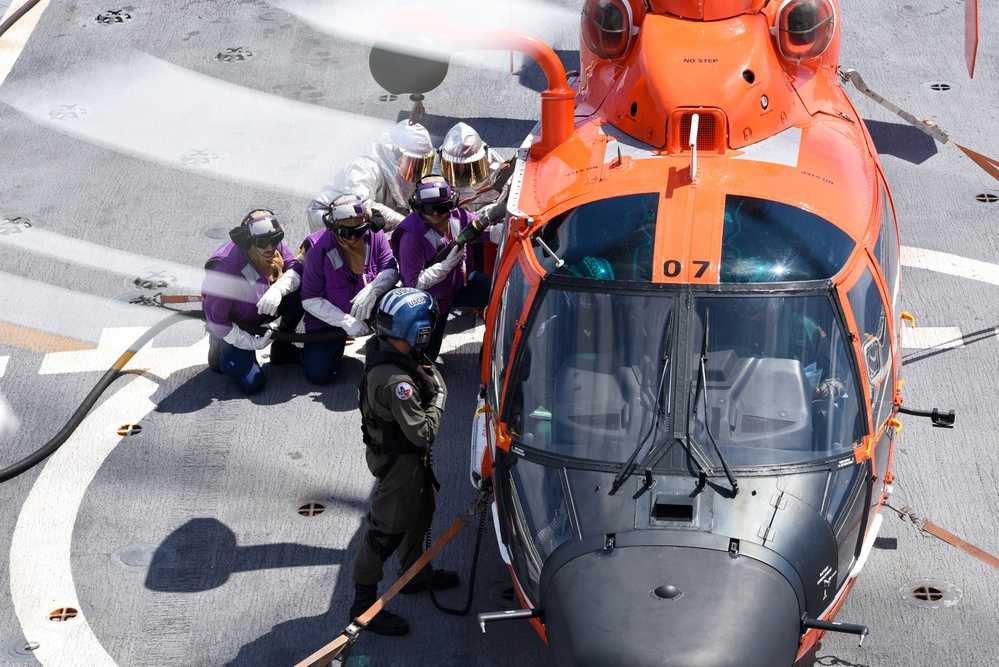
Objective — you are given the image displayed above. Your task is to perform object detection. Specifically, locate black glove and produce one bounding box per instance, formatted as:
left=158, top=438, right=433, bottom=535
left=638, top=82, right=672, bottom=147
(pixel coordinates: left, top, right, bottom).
left=369, top=209, right=387, bottom=232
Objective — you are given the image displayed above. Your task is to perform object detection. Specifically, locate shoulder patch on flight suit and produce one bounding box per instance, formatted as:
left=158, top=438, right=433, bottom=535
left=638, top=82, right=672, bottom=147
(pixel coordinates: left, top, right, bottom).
left=394, top=382, right=414, bottom=401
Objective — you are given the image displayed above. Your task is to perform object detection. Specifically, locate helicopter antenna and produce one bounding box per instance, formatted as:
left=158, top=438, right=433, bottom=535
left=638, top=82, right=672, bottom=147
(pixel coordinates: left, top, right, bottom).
left=689, top=113, right=699, bottom=183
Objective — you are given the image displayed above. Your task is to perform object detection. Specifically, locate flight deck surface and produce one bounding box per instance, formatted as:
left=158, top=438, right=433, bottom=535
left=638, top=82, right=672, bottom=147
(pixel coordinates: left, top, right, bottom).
left=1, top=1, right=998, bottom=665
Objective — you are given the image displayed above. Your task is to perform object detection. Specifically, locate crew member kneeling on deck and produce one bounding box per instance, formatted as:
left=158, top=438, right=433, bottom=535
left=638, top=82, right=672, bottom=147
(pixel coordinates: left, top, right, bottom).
left=202, top=210, right=303, bottom=394
left=349, top=287, right=459, bottom=636
left=393, top=175, right=492, bottom=362
left=299, top=195, right=398, bottom=384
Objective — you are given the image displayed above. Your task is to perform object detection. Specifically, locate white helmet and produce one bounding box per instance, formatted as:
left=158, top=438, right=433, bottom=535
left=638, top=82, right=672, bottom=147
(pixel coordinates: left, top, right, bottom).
left=440, top=122, right=490, bottom=188
left=390, top=120, right=435, bottom=182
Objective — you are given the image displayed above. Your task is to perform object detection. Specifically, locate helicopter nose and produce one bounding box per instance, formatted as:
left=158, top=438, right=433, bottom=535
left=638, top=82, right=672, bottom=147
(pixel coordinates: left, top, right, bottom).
left=542, top=545, right=801, bottom=667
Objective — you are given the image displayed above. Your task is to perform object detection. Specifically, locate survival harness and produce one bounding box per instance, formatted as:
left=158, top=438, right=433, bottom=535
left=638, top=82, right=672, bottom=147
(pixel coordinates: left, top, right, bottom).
left=358, top=339, right=438, bottom=456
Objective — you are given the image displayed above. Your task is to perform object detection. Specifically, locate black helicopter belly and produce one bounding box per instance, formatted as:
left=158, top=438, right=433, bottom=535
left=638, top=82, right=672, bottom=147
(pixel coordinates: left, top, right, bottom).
left=542, top=545, right=801, bottom=667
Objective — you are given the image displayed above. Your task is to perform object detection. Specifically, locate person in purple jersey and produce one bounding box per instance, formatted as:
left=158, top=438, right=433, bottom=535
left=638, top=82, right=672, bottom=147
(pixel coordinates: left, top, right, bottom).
left=300, top=194, right=400, bottom=384
left=202, top=209, right=304, bottom=394
left=392, top=175, right=493, bottom=362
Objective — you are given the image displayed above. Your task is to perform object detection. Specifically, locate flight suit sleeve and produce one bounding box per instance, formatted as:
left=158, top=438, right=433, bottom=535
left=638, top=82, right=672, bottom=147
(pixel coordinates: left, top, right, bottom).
left=381, top=369, right=447, bottom=447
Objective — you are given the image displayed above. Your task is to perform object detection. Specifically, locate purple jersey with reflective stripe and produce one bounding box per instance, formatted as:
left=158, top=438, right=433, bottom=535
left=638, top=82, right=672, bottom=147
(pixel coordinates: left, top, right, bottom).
left=393, top=208, right=477, bottom=311
left=301, top=228, right=397, bottom=331
left=201, top=241, right=302, bottom=339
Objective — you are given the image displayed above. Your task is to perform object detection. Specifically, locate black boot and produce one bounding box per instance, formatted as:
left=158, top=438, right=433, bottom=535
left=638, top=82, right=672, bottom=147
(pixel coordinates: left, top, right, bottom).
left=268, top=341, right=301, bottom=365
left=349, top=584, right=409, bottom=636
left=399, top=567, right=460, bottom=594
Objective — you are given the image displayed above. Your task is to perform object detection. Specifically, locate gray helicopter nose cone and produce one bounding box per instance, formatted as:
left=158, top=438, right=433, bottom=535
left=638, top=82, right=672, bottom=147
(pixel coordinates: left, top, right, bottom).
left=542, top=545, right=801, bottom=667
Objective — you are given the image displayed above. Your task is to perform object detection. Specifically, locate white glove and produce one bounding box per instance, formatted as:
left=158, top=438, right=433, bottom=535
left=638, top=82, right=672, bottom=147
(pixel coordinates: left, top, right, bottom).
left=350, top=269, right=399, bottom=321
left=488, top=222, right=506, bottom=245
left=256, top=270, right=301, bottom=315
left=223, top=325, right=273, bottom=351
left=416, top=246, right=463, bottom=290
left=343, top=315, right=373, bottom=337
left=304, top=296, right=372, bottom=336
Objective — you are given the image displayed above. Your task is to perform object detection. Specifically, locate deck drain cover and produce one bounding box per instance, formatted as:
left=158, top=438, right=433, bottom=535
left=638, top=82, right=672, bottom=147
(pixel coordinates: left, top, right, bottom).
left=48, top=104, right=90, bottom=120
left=900, top=578, right=962, bottom=609
left=1, top=214, right=43, bottom=236
left=297, top=502, right=326, bottom=517
left=259, top=9, right=289, bottom=21
left=95, top=9, right=133, bottom=24
left=125, top=268, right=178, bottom=290
left=114, top=542, right=177, bottom=571
left=201, top=225, right=232, bottom=240
left=372, top=92, right=400, bottom=104
left=216, top=47, right=256, bottom=63
left=180, top=148, right=222, bottom=166
left=963, top=190, right=999, bottom=205
left=920, top=81, right=957, bottom=93
left=2, top=633, right=48, bottom=662
left=116, top=420, right=151, bottom=439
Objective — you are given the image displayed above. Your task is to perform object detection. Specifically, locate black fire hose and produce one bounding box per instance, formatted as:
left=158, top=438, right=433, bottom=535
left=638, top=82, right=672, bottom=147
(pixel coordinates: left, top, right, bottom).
left=0, top=302, right=348, bottom=484
left=0, top=311, right=194, bottom=483
left=0, top=0, right=44, bottom=39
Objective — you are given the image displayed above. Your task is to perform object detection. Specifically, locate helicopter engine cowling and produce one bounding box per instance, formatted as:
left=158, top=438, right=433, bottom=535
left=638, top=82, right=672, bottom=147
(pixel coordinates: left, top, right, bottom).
left=541, top=545, right=801, bottom=667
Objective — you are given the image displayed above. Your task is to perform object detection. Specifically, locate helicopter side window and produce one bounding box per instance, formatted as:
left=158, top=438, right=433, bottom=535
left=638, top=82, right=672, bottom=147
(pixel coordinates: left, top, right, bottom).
left=873, top=184, right=901, bottom=346
left=720, top=195, right=854, bottom=282
left=847, top=268, right=893, bottom=432
left=534, top=193, right=659, bottom=282
left=492, top=260, right=531, bottom=413
left=689, top=294, right=862, bottom=466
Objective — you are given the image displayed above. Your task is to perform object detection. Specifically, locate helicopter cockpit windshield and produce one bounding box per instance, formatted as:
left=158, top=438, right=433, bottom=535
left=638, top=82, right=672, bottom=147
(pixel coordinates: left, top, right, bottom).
left=688, top=294, right=863, bottom=467
left=505, top=285, right=862, bottom=469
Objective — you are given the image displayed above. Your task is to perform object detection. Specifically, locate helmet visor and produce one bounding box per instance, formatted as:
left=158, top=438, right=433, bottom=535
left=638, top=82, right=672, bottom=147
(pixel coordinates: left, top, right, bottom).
left=398, top=152, right=435, bottom=182
left=441, top=153, right=490, bottom=189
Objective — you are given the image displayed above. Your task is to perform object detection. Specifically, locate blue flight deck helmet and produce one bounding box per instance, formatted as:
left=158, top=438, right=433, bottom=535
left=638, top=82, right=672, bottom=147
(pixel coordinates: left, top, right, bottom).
left=376, top=287, right=438, bottom=349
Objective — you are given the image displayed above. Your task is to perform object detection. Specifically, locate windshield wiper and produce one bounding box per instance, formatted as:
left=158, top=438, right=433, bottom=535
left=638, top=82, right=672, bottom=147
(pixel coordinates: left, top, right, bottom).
left=609, top=315, right=673, bottom=495
left=691, top=308, right=739, bottom=496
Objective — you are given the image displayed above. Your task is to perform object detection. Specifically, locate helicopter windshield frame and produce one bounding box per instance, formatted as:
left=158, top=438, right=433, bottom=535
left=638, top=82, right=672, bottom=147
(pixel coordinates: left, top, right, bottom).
left=501, top=276, right=868, bottom=477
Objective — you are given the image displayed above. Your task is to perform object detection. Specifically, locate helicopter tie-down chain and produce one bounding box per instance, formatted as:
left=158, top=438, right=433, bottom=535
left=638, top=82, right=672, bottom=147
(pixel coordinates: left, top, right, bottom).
left=884, top=502, right=999, bottom=570
left=840, top=69, right=999, bottom=183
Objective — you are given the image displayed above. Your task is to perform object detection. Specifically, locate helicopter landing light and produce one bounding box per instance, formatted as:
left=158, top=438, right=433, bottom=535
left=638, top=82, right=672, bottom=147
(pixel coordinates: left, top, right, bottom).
left=580, top=0, right=639, bottom=61
left=772, top=0, right=836, bottom=63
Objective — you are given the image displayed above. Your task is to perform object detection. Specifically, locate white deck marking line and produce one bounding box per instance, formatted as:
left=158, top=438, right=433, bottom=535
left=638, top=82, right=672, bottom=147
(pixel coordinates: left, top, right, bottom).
left=0, top=354, right=8, bottom=376
left=901, top=246, right=999, bottom=286
left=901, top=326, right=965, bottom=350
left=10, top=337, right=205, bottom=666
left=0, top=0, right=52, bottom=87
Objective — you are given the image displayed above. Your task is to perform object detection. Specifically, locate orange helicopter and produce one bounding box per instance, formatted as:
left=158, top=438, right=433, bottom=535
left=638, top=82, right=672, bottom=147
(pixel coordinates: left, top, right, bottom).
left=366, top=1, right=979, bottom=664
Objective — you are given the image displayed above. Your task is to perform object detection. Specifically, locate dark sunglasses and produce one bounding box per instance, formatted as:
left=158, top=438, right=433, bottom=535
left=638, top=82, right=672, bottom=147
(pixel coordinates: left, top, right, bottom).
left=251, top=231, right=284, bottom=248
left=335, top=222, right=370, bottom=239
left=417, top=201, right=454, bottom=216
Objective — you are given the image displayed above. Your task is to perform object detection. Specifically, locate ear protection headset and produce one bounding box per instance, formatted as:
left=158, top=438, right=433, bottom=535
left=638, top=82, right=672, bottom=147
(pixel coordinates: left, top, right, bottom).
left=229, top=209, right=284, bottom=249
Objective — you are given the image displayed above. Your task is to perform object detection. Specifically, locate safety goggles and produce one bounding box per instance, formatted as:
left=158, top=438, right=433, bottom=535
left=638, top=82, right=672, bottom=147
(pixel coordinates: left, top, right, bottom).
left=334, top=222, right=370, bottom=240
left=251, top=231, right=284, bottom=248
left=245, top=215, right=284, bottom=248
left=416, top=201, right=454, bottom=217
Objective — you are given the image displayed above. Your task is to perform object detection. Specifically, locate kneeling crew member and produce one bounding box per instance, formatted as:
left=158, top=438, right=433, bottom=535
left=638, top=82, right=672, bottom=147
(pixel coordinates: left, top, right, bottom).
left=349, top=287, right=459, bottom=636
